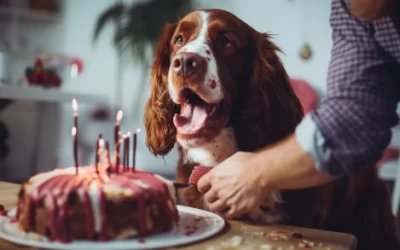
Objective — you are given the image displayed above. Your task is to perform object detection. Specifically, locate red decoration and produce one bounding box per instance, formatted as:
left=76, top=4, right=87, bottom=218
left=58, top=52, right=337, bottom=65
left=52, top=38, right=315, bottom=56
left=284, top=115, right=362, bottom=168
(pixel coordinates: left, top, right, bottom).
left=35, top=58, right=43, bottom=67
left=69, top=58, right=84, bottom=75
left=292, top=232, right=303, bottom=239
left=25, top=58, right=63, bottom=88
left=289, top=78, right=318, bottom=115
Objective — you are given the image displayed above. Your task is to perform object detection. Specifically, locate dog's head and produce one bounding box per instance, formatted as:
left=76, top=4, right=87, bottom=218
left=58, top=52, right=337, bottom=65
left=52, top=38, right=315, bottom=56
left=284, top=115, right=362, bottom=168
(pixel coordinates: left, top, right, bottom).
left=144, top=9, right=303, bottom=155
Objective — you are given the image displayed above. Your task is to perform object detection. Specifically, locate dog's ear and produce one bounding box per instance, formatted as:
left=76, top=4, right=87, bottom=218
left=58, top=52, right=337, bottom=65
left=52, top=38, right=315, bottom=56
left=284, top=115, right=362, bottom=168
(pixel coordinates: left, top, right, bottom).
left=234, top=30, right=304, bottom=151
left=144, top=23, right=179, bottom=156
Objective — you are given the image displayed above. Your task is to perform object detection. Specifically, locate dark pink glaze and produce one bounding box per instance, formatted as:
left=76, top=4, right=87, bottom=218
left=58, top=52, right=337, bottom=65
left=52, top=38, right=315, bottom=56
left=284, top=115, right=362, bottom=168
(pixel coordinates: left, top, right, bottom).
left=17, top=165, right=178, bottom=242
left=211, top=80, right=217, bottom=89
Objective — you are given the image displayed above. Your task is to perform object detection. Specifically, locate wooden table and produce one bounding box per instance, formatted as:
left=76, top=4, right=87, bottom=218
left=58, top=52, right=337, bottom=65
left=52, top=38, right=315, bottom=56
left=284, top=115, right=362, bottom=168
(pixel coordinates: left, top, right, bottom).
left=0, top=182, right=358, bottom=250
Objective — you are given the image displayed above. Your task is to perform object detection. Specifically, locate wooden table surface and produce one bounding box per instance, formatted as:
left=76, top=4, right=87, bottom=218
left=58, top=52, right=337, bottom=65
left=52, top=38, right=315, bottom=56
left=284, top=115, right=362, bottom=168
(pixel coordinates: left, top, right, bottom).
left=0, top=181, right=358, bottom=250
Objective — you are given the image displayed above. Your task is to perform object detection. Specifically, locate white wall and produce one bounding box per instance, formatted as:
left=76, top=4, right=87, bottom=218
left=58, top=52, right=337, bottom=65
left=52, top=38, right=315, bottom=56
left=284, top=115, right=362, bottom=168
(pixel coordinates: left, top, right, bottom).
left=0, top=0, right=333, bottom=181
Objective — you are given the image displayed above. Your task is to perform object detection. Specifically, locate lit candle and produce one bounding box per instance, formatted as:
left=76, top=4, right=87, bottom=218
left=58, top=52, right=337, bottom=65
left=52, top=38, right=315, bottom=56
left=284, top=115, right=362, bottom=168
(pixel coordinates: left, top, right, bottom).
left=72, top=99, right=79, bottom=172
left=72, top=99, right=78, bottom=128
left=105, top=140, right=111, bottom=175
left=114, top=110, right=123, bottom=173
left=71, top=126, right=78, bottom=175
left=96, top=134, right=103, bottom=174
left=132, top=128, right=141, bottom=172
left=122, top=133, right=129, bottom=172
left=126, top=132, right=131, bottom=171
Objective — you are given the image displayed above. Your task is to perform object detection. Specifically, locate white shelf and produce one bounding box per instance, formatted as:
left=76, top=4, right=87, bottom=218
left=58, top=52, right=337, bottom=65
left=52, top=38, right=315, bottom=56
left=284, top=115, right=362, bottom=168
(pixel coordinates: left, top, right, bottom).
left=0, top=6, right=59, bottom=22
left=0, top=85, right=106, bottom=103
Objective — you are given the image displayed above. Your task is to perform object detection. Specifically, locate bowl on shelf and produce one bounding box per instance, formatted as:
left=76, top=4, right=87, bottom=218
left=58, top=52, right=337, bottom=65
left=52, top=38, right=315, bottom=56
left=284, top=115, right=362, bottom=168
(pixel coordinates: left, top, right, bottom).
left=23, top=53, right=84, bottom=89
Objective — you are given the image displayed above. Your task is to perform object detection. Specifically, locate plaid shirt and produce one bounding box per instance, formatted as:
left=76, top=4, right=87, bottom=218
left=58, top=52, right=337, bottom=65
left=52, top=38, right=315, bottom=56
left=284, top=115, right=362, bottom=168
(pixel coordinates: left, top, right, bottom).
left=295, top=0, right=400, bottom=176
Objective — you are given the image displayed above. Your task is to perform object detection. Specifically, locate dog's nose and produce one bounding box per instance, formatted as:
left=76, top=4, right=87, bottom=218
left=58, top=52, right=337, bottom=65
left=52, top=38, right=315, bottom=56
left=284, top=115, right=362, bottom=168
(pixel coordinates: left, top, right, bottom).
left=173, top=52, right=203, bottom=77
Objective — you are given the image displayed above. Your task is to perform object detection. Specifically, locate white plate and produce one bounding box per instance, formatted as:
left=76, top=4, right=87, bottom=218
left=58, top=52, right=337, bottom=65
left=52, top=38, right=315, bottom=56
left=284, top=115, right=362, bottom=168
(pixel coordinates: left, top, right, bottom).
left=0, top=205, right=225, bottom=250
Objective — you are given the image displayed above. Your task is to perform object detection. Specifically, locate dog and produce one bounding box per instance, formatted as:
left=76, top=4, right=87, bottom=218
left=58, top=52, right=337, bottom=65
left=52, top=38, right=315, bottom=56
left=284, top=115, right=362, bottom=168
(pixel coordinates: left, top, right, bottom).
left=144, top=9, right=400, bottom=250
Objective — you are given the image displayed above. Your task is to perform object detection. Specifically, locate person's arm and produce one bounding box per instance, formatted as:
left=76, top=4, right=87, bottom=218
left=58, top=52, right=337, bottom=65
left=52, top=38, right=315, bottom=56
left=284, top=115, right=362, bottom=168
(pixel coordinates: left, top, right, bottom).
left=197, top=0, right=399, bottom=217
left=258, top=0, right=400, bottom=190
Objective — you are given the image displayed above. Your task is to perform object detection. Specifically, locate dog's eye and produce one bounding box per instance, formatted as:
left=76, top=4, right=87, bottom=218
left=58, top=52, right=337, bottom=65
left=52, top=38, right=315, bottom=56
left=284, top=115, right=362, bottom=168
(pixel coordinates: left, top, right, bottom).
left=175, top=35, right=184, bottom=45
left=219, top=36, right=232, bottom=48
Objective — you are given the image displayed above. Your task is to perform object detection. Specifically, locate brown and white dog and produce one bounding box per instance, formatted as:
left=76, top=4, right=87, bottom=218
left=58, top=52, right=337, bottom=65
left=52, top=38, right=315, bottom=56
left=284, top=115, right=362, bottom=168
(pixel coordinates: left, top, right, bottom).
left=144, top=9, right=400, bottom=250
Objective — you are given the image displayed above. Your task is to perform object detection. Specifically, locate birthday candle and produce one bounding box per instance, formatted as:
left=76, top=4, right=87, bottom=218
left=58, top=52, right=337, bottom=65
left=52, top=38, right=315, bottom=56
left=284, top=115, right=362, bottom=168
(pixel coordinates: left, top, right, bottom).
left=96, top=134, right=103, bottom=174
left=114, top=110, right=123, bottom=173
left=71, top=126, right=78, bottom=175
left=122, top=134, right=128, bottom=172
left=72, top=99, right=79, bottom=173
left=132, top=128, right=141, bottom=171
left=105, top=140, right=111, bottom=175
left=126, top=132, right=131, bottom=171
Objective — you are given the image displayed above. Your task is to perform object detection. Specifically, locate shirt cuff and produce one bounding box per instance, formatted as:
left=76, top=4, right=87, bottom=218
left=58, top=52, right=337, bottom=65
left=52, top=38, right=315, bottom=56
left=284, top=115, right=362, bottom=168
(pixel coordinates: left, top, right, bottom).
left=295, top=113, right=344, bottom=176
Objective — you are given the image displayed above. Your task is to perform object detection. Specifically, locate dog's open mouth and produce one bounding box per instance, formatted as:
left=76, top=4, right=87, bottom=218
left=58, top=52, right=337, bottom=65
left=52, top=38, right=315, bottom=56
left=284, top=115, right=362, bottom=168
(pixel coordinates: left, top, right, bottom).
left=173, top=88, right=231, bottom=135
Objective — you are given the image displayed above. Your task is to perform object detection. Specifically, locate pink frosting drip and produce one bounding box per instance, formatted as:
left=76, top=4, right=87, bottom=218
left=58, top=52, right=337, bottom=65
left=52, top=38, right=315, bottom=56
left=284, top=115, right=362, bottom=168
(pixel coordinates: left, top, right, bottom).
left=16, top=165, right=178, bottom=242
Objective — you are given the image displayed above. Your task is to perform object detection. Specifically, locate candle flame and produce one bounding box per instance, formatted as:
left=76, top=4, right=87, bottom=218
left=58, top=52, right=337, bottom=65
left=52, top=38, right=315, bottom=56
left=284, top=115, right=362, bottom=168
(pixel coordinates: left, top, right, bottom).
left=127, top=131, right=131, bottom=137
left=71, top=126, right=77, bottom=136
left=99, top=138, right=105, bottom=147
left=116, top=110, right=123, bottom=122
left=136, top=128, right=141, bottom=133
left=72, top=99, right=78, bottom=113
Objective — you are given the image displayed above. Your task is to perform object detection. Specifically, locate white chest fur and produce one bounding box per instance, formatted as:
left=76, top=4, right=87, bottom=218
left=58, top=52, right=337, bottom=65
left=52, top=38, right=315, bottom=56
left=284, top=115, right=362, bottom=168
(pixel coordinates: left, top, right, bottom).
left=183, top=127, right=238, bottom=167
left=178, top=127, right=284, bottom=224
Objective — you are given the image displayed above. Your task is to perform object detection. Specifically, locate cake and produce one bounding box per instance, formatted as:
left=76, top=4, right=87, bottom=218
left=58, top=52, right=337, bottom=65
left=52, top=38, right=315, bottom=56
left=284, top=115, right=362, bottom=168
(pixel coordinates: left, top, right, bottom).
left=15, top=164, right=179, bottom=242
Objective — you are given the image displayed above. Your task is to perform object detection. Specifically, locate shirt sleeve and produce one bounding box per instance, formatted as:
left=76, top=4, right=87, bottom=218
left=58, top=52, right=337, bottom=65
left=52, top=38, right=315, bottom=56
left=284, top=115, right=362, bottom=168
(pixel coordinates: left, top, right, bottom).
left=295, top=0, right=399, bottom=176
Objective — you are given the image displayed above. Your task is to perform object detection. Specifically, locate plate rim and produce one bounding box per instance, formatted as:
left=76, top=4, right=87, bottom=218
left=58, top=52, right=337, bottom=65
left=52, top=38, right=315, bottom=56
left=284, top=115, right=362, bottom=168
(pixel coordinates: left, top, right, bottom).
left=0, top=205, right=225, bottom=250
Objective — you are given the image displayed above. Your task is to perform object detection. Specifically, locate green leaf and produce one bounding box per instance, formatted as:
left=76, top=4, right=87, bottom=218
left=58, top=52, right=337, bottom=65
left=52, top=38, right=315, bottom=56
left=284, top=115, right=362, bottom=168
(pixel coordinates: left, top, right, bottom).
left=93, top=0, right=195, bottom=68
left=93, top=2, right=125, bottom=44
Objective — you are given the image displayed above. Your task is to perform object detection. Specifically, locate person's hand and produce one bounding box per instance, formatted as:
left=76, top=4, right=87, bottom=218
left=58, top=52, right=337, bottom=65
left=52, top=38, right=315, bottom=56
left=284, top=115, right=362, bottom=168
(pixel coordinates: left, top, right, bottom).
left=197, top=151, right=269, bottom=219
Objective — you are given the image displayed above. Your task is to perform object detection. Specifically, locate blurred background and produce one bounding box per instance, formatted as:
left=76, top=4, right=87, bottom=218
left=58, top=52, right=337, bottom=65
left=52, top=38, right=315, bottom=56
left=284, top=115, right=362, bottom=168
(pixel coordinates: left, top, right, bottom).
left=0, top=1, right=399, bottom=212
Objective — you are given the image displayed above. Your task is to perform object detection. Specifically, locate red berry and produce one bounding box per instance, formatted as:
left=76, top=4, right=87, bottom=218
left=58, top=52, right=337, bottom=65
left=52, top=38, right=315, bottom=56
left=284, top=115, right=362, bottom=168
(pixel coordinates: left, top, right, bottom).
left=35, top=58, right=43, bottom=67
left=30, top=73, right=40, bottom=85
left=0, top=204, right=4, bottom=211
left=185, top=230, right=194, bottom=236
left=292, top=232, right=303, bottom=239
left=189, top=166, right=211, bottom=185
left=42, top=72, right=49, bottom=85
left=37, top=74, right=44, bottom=85
left=0, top=210, right=8, bottom=216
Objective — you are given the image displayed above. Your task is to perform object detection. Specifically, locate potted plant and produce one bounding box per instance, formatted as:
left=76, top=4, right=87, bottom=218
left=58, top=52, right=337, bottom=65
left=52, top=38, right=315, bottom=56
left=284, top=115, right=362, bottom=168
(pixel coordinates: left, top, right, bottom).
left=92, top=0, right=194, bottom=119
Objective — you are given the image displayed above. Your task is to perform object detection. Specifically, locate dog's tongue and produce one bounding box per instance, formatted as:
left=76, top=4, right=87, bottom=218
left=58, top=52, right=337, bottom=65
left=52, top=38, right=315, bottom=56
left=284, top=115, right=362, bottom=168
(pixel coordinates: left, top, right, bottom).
left=189, top=166, right=211, bottom=185
left=173, top=104, right=208, bottom=133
